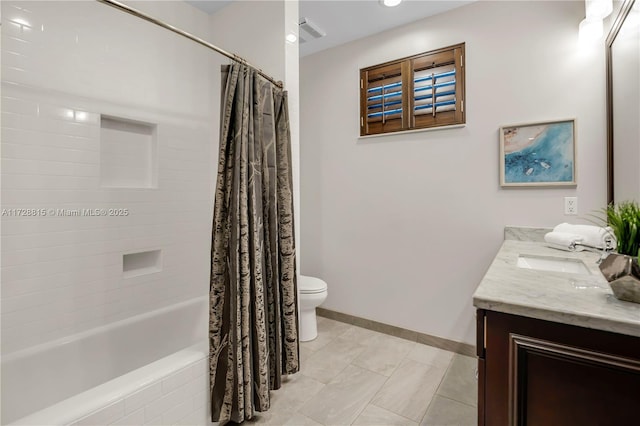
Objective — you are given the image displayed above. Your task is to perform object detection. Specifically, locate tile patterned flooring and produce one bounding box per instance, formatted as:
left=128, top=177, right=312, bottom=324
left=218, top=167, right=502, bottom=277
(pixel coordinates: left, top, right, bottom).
left=248, top=317, right=478, bottom=425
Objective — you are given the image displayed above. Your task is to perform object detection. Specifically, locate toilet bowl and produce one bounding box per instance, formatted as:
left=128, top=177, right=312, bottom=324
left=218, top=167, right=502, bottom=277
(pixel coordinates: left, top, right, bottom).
left=299, top=275, right=328, bottom=342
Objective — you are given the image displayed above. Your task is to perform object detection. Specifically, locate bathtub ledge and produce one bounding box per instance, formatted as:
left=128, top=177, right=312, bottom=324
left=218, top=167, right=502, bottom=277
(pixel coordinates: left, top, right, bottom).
left=9, top=341, right=207, bottom=426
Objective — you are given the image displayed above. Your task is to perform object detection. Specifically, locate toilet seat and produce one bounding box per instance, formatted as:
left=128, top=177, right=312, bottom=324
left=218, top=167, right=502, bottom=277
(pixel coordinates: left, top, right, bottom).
left=299, top=276, right=327, bottom=294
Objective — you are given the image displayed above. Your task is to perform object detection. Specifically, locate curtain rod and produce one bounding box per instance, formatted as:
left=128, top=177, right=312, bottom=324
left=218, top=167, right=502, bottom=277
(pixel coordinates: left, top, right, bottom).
left=95, top=0, right=284, bottom=88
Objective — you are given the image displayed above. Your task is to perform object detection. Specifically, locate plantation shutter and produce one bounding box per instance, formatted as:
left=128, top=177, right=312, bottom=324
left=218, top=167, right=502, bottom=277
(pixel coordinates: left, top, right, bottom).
left=359, top=43, right=465, bottom=137
left=412, top=46, right=464, bottom=128
left=360, top=62, right=408, bottom=135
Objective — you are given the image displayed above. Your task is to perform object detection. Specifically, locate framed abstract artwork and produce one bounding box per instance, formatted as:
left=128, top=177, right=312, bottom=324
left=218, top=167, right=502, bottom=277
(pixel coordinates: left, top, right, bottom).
left=499, top=119, right=576, bottom=187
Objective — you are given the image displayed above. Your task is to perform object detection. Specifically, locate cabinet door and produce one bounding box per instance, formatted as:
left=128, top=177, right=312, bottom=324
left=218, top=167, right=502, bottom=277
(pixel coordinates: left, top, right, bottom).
left=509, top=334, right=640, bottom=425
left=481, top=310, right=640, bottom=426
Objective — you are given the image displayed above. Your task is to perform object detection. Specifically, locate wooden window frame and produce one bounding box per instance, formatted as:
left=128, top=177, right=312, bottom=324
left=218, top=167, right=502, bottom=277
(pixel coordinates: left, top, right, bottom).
left=360, top=43, right=465, bottom=137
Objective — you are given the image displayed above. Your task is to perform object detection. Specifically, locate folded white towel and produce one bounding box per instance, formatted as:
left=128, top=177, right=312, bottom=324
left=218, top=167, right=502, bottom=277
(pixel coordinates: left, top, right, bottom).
left=552, top=223, right=616, bottom=249
left=544, top=232, right=585, bottom=251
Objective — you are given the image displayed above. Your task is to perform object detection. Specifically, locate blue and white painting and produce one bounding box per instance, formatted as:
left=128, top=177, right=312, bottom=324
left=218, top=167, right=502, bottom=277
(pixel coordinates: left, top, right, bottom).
left=502, top=120, right=575, bottom=185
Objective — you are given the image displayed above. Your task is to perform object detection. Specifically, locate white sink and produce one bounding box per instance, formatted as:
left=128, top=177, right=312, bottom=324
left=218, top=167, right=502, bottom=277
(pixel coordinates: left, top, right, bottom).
left=517, top=255, right=591, bottom=275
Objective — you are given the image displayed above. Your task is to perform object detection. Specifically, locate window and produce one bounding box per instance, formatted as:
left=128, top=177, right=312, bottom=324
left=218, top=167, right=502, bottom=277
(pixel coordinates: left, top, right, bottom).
left=360, top=43, right=465, bottom=136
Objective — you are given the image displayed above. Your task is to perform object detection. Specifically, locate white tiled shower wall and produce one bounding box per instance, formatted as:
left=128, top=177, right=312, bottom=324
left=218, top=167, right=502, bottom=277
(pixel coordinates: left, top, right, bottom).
left=1, top=0, right=219, bottom=354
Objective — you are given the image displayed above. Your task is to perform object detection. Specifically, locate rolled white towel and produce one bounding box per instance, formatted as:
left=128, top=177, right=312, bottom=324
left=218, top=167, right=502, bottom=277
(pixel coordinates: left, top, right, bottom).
left=544, top=231, right=585, bottom=251
left=553, top=223, right=616, bottom=249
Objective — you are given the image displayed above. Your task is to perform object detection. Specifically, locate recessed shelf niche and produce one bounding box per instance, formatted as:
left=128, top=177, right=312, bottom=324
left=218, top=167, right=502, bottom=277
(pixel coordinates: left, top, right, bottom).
left=123, top=249, right=162, bottom=278
left=100, top=115, right=157, bottom=188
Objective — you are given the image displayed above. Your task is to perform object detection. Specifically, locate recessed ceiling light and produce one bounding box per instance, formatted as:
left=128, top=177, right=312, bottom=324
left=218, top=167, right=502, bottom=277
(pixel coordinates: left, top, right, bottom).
left=286, top=33, right=297, bottom=43
left=380, top=0, right=403, bottom=7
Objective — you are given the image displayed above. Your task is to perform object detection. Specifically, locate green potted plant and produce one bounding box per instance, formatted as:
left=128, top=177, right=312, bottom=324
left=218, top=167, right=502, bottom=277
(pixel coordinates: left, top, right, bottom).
left=598, top=201, right=640, bottom=303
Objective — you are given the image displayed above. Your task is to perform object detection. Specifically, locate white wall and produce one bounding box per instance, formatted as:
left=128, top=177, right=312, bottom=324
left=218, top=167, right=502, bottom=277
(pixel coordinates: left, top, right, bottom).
left=1, top=0, right=216, bottom=354
left=209, top=1, right=286, bottom=81
left=300, top=0, right=608, bottom=345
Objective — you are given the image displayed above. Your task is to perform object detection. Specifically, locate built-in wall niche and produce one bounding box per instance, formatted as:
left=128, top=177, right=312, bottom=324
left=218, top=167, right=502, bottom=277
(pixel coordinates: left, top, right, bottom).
left=100, top=115, right=158, bottom=188
left=123, top=249, right=162, bottom=278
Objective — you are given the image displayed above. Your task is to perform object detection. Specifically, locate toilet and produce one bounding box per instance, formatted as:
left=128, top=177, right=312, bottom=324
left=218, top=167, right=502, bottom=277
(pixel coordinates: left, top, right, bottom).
left=299, top=275, right=328, bottom=342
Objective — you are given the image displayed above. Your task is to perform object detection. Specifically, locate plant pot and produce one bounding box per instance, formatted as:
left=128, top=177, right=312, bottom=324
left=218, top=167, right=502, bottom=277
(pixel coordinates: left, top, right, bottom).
left=599, top=253, right=640, bottom=304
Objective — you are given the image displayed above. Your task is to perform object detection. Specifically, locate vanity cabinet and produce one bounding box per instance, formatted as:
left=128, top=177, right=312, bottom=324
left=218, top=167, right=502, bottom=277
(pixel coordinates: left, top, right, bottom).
left=476, top=309, right=640, bottom=426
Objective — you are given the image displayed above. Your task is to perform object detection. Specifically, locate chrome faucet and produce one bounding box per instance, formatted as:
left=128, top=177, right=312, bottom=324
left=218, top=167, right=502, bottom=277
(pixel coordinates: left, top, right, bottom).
left=569, top=237, right=615, bottom=264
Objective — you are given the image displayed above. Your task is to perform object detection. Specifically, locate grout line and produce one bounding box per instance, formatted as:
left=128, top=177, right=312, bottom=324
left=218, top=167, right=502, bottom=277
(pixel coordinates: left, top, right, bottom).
left=360, top=341, right=416, bottom=382
left=435, top=394, right=477, bottom=409
left=417, top=362, right=453, bottom=425
left=341, top=365, right=388, bottom=426
left=431, top=357, right=478, bottom=410
left=368, top=403, right=418, bottom=425
left=348, top=357, right=394, bottom=380
left=348, top=392, right=375, bottom=425
left=419, top=396, right=435, bottom=425
left=367, top=364, right=395, bottom=412
left=1, top=141, right=100, bottom=155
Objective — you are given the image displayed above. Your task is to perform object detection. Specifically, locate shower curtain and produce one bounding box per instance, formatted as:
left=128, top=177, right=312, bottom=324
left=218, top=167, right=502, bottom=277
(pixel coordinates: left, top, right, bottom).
left=209, top=63, right=299, bottom=424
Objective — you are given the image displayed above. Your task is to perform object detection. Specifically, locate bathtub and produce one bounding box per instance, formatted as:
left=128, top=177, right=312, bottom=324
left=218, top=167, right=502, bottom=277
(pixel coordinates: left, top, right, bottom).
left=1, top=296, right=211, bottom=425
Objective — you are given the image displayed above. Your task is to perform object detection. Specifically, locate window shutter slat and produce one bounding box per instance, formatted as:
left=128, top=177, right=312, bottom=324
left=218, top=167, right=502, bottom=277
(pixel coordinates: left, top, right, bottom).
left=413, top=63, right=456, bottom=119
left=363, top=66, right=404, bottom=133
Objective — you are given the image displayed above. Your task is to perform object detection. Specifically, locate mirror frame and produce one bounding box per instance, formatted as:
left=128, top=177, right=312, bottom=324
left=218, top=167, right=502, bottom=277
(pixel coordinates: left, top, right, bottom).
left=606, top=0, right=637, bottom=204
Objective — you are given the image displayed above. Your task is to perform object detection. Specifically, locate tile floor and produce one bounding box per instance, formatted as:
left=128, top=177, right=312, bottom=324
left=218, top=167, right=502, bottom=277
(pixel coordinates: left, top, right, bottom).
left=248, top=317, right=477, bottom=425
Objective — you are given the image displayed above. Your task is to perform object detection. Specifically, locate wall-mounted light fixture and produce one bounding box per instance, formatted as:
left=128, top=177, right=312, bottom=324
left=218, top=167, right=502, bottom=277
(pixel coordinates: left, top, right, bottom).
left=579, top=17, right=604, bottom=43
left=579, top=0, right=612, bottom=44
left=586, top=0, right=613, bottom=20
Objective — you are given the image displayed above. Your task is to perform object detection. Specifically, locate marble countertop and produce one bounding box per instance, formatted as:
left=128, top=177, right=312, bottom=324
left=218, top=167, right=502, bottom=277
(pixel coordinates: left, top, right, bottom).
left=473, top=239, right=640, bottom=338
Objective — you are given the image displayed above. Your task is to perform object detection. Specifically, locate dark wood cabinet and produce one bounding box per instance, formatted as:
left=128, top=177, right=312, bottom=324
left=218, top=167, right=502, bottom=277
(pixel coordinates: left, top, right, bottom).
left=476, top=309, right=640, bottom=426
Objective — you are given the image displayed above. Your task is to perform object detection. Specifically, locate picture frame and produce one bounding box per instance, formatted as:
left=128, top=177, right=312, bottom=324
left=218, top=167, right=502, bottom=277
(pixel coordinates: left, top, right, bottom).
left=499, top=119, right=577, bottom=187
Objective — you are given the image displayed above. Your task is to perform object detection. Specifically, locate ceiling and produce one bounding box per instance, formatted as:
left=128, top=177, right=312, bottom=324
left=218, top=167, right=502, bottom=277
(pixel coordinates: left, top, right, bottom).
left=187, top=0, right=474, bottom=57
left=186, top=0, right=233, bottom=15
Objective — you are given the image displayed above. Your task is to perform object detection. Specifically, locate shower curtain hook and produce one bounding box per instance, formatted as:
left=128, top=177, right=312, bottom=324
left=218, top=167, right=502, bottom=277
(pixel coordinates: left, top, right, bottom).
left=232, top=54, right=244, bottom=66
